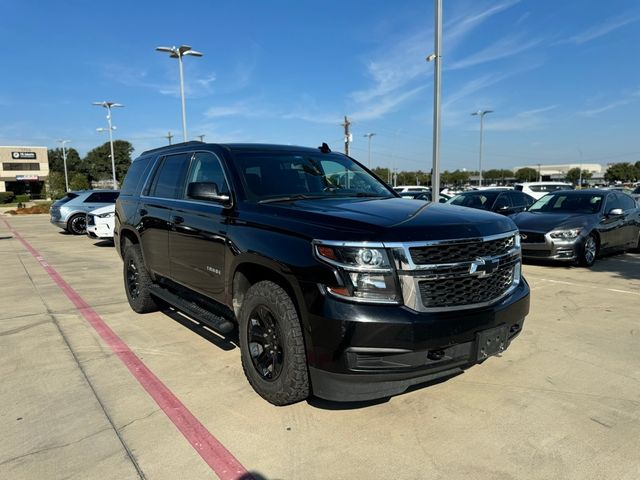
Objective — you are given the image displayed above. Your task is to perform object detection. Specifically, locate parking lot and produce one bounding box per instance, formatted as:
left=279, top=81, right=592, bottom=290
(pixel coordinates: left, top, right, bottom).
left=1, top=214, right=639, bottom=480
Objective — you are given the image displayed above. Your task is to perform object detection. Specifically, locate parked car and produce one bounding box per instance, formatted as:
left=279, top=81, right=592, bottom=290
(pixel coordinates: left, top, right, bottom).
left=631, top=185, right=640, bottom=204
left=413, top=191, right=451, bottom=203
left=50, top=190, right=120, bottom=235
left=512, top=189, right=640, bottom=267
left=86, top=204, right=116, bottom=240
left=514, top=182, right=573, bottom=200
left=446, top=189, right=535, bottom=215
left=393, top=185, right=429, bottom=194
left=115, top=142, right=529, bottom=405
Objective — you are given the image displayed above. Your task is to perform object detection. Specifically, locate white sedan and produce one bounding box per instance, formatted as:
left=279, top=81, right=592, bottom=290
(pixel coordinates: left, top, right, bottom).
left=86, top=204, right=115, bottom=240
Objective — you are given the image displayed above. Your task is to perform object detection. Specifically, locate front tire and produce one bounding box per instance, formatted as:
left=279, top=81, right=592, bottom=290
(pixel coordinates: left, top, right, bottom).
left=67, top=213, right=87, bottom=235
left=123, top=243, right=160, bottom=313
left=239, top=281, right=309, bottom=405
left=578, top=233, right=598, bottom=267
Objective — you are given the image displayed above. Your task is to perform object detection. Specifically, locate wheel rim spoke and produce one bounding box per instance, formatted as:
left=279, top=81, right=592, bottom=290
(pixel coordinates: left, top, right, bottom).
left=247, top=304, right=284, bottom=382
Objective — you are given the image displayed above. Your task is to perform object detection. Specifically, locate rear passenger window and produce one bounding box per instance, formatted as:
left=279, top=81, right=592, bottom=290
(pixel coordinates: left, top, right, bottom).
left=618, top=193, right=636, bottom=211
left=149, top=154, right=191, bottom=199
left=185, top=152, right=230, bottom=198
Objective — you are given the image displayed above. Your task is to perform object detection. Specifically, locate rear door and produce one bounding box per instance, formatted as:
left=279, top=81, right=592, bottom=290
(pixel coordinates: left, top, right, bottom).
left=139, top=153, right=191, bottom=277
left=598, top=193, right=625, bottom=251
left=618, top=193, right=639, bottom=247
left=168, top=151, right=232, bottom=302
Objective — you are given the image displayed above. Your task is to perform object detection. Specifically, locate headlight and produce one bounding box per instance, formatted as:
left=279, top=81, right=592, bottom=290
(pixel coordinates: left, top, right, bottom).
left=314, top=243, right=400, bottom=303
left=549, top=228, right=581, bottom=240
left=97, top=212, right=115, bottom=218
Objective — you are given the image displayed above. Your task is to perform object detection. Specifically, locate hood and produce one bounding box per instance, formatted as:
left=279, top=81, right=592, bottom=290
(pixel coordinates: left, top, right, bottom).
left=88, top=204, right=116, bottom=215
left=512, top=211, right=596, bottom=232
left=248, top=197, right=516, bottom=242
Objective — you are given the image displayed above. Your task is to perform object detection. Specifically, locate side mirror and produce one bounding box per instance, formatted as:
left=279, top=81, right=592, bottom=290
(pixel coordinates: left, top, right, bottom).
left=607, top=208, right=624, bottom=216
left=187, top=182, right=230, bottom=203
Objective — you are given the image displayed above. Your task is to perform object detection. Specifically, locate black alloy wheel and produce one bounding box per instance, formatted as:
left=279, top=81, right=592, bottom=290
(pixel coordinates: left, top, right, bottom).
left=122, top=243, right=159, bottom=313
left=126, top=259, right=141, bottom=300
left=247, top=305, right=284, bottom=381
left=239, top=280, right=309, bottom=405
left=68, top=214, right=87, bottom=235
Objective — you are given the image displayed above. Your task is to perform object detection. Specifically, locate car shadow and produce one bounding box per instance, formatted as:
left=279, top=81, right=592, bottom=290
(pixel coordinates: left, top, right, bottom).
left=92, top=239, right=114, bottom=247
left=160, top=306, right=238, bottom=351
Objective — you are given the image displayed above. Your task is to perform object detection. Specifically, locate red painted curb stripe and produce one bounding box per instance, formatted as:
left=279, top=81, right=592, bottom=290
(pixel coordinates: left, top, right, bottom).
left=3, top=219, right=251, bottom=480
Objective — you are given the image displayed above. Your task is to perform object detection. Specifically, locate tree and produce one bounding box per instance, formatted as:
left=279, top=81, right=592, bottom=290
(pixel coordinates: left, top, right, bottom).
left=604, top=162, right=637, bottom=182
left=84, top=140, right=134, bottom=183
left=515, top=167, right=538, bottom=182
left=566, top=168, right=592, bottom=185
left=69, top=173, right=90, bottom=191
left=47, top=147, right=83, bottom=176
left=371, top=167, right=391, bottom=184
left=47, top=172, right=67, bottom=200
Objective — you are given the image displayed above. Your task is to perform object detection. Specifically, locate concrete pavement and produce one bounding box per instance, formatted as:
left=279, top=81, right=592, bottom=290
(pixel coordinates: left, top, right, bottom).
left=1, top=214, right=639, bottom=480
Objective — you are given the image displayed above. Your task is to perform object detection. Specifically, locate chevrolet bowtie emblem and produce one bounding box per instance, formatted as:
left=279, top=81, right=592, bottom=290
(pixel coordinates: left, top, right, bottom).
left=469, top=257, right=500, bottom=277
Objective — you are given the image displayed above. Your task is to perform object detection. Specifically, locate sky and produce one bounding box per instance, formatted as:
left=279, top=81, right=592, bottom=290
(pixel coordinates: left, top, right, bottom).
left=1, top=0, right=639, bottom=172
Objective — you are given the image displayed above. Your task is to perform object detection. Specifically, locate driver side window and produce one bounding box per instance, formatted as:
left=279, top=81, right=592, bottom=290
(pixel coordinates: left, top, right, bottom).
left=185, top=152, right=230, bottom=199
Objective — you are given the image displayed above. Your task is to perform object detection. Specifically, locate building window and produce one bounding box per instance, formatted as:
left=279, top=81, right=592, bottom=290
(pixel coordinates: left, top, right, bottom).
left=2, top=162, right=41, bottom=171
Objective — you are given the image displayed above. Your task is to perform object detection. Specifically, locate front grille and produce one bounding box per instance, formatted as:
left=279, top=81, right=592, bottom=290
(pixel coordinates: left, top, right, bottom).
left=410, top=235, right=515, bottom=264
left=520, top=231, right=546, bottom=244
left=418, top=256, right=517, bottom=308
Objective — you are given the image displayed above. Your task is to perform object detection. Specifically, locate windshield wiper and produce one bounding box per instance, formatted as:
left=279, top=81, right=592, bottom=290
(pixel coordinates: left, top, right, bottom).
left=259, top=194, right=329, bottom=204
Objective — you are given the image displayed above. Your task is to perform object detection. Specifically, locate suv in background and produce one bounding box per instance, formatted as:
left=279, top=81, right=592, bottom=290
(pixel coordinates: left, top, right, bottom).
left=115, top=142, right=530, bottom=405
left=50, top=190, right=120, bottom=235
left=514, top=182, right=573, bottom=200
left=447, top=189, right=535, bottom=215
left=393, top=185, right=429, bottom=194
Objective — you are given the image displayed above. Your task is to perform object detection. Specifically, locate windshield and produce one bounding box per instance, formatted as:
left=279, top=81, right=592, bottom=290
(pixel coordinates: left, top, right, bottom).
left=528, top=193, right=604, bottom=214
left=448, top=191, right=499, bottom=210
left=235, top=151, right=394, bottom=202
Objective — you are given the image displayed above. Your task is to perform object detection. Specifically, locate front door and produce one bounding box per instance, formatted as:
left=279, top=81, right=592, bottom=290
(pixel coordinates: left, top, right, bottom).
left=169, top=151, right=232, bottom=302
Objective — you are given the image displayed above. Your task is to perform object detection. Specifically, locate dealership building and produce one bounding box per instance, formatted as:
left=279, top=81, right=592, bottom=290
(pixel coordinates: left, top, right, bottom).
left=0, top=146, right=49, bottom=198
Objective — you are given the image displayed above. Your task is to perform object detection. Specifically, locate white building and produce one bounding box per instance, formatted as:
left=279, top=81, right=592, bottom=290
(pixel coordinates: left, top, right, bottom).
left=513, top=163, right=605, bottom=183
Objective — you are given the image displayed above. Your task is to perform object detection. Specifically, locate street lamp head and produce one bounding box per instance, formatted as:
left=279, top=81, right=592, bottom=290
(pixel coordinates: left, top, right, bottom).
left=471, top=110, right=494, bottom=116
left=93, top=101, right=124, bottom=109
left=156, top=46, right=175, bottom=53
left=184, top=50, right=203, bottom=57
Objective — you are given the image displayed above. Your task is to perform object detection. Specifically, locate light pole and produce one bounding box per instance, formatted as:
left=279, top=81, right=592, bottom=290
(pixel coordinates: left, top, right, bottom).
left=426, top=0, right=443, bottom=197
left=156, top=45, right=203, bottom=143
left=577, top=147, right=583, bottom=189
left=57, top=139, right=71, bottom=192
left=471, top=110, right=493, bottom=186
left=363, top=133, right=376, bottom=168
left=93, top=101, right=123, bottom=190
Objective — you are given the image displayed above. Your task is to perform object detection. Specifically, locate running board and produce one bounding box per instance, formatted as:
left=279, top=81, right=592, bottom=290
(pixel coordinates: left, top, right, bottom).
left=149, top=285, right=235, bottom=334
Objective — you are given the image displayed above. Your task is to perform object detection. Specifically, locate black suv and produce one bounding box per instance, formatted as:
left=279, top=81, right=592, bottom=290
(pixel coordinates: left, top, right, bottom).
left=115, top=142, right=530, bottom=405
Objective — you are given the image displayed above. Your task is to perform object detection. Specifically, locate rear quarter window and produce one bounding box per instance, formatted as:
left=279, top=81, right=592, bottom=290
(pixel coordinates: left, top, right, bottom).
left=120, top=157, right=153, bottom=196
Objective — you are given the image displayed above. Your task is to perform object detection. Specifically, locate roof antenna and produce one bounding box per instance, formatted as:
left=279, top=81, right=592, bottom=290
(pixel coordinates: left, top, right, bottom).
left=318, top=142, right=331, bottom=153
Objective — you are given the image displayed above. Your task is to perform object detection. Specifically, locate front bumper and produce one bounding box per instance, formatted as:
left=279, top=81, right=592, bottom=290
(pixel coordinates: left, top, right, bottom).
left=521, top=235, right=583, bottom=261
left=86, top=221, right=114, bottom=239
left=303, top=279, right=530, bottom=401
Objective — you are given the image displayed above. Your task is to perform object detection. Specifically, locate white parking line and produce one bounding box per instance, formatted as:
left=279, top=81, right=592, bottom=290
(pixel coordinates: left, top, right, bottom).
left=528, top=277, right=640, bottom=296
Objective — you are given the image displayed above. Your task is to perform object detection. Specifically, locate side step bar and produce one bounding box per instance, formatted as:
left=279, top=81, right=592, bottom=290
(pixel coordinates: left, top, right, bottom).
left=149, top=284, right=235, bottom=334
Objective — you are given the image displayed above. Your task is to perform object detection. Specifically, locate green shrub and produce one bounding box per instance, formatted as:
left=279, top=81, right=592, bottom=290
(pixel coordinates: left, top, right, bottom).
left=0, top=191, right=15, bottom=203
left=15, top=194, right=30, bottom=203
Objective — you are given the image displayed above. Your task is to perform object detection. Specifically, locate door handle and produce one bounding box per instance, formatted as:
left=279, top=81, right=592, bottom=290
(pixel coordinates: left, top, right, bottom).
left=171, top=215, right=185, bottom=225
left=139, top=208, right=148, bottom=216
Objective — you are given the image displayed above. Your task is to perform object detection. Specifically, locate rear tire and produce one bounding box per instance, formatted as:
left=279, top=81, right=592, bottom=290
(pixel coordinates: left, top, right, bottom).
left=239, top=281, right=309, bottom=405
left=123, top=243, right=160, bottom=313
left=67, top=213, right=86, bottom=235
left=578, top=233, right=598, bottom=267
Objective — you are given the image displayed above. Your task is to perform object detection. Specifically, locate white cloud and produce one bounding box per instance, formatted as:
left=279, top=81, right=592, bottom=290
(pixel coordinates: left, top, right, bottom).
left=564, top=12, right=640, bottom=45
left=448, top=34, right=543, bottom=70
left=483, top=105, right=558, bottom=131
left=579, top=89, right=640, bottom=116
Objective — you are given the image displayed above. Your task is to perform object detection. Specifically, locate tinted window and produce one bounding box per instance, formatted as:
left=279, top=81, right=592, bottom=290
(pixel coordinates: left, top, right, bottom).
left=633, top=186, right=640, bottom=194
left=514, top=185, right=523, bottom=191
left=236, top=152, right=391, bottom=201
left=149, top=154, right=191, bottom=199
left=529, top=184, right=571, bottom=193
left=493, top=193, right=512, bottom=210
left=617, top=193, right=636, bottom=211
left=529, top=193, right=604, bottom=214
left=185, top=152, right=229, bottom=198
left=56, top=193, right=79, bottom=205
left=85, top=191, right=120, bottom=203
left=449, top=192, right=499, bottom=210
left=120, top=157, right=152, bottom=196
